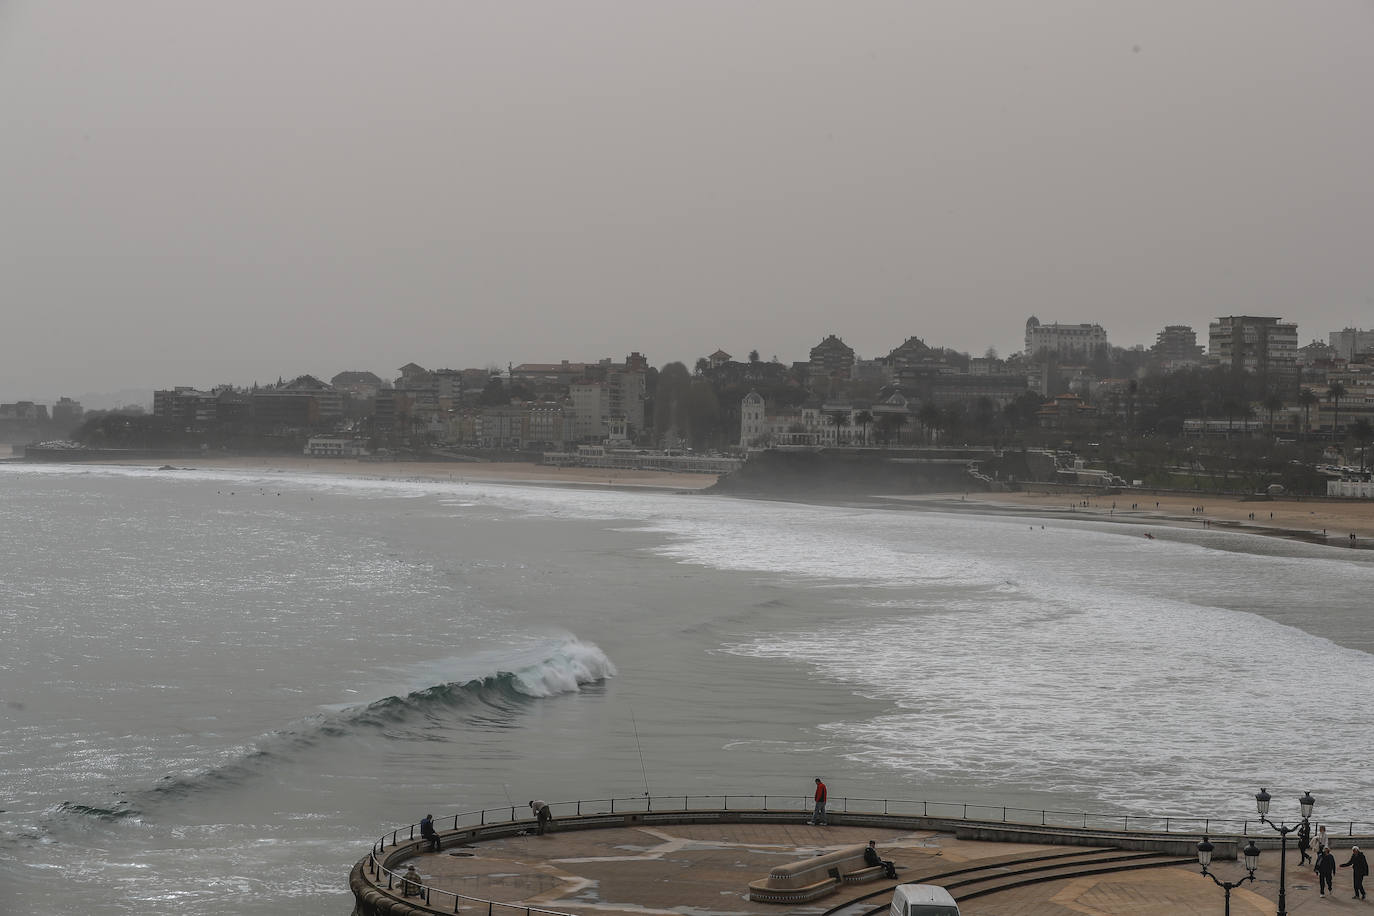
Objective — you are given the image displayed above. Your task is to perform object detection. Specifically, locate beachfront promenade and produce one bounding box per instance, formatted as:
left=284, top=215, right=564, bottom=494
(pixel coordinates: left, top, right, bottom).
left=351, top=795, right=1374, bottom=915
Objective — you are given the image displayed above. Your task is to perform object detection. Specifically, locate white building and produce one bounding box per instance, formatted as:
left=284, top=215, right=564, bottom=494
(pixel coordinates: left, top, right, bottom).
left=1024, top=316, right=1109, bottom=359
left=1331, top=328, right=1374, bottom=362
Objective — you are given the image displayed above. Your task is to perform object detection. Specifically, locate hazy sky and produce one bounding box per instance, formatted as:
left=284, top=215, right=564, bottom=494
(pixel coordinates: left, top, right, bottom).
left=4, top=1, right=1372, bottom=402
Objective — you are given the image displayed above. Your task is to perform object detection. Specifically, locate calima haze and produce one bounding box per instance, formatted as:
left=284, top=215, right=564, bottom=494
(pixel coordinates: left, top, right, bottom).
left=3, top=1, right=1373, bottom=401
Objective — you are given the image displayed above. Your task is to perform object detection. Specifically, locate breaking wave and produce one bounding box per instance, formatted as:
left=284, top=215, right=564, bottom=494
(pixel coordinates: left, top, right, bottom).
left=60, top=639, right=615, bottom=820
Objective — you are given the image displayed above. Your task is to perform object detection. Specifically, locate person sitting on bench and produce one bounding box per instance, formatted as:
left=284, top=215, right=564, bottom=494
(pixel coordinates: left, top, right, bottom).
left=864, top=840, right=898, bottom=878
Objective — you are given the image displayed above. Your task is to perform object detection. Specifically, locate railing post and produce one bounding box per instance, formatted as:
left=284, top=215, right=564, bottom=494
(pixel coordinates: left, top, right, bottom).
left=963, top=803, right=967, bottom=819
left=1042, top=810, right=1046, bottom=826
left=577, top=801, right=582, bottom=815
left=1164, top=817, right=1170, bottom=833
left=1002, top=807, right=1006, bottom=823
left=610, top=798, right=615, bottom=814
left=923, top=801, right=927, bottom=817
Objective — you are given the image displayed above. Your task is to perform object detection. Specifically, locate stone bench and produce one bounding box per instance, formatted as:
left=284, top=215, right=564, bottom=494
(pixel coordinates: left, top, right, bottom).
left=747, top=845, right=885, bottom=903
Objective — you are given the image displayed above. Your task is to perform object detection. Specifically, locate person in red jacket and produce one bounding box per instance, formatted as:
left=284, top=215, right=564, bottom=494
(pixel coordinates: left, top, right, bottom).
left=808, top=778, right=828, bottom=825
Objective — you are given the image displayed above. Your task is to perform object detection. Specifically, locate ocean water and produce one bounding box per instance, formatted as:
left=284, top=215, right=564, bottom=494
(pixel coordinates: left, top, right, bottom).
left=2, top=463, right=1373, bottom=915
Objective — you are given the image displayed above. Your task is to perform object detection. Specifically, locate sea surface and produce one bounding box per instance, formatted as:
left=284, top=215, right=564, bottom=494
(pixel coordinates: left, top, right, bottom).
left=2, top=462, right=1372, bottom=915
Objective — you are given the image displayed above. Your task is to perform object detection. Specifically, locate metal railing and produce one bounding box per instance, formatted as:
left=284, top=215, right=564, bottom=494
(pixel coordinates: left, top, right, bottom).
left=364, top=793, right=1374, bottom=912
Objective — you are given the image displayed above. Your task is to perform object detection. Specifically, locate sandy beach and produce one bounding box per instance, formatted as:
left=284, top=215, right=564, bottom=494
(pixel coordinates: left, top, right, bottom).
left=11, top=448, right=1374, bottom=543
left=940, top=488, right=1374, bottom=544
left=96, top=455, right=722, bottom=491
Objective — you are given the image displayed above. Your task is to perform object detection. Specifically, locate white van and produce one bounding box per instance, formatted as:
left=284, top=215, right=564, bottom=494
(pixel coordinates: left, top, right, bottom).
left=889, top=884, right=960, bottom=916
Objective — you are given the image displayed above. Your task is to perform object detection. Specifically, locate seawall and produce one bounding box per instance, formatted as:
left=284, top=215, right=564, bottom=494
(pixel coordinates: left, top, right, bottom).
left=709, top=449, right=983, bottom=497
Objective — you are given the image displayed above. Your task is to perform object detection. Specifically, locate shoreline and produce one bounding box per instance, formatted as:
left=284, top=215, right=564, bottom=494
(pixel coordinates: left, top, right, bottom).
left=8, top=451, right=1374, bottom=546
left=898, top=489, right=1374, bottom=547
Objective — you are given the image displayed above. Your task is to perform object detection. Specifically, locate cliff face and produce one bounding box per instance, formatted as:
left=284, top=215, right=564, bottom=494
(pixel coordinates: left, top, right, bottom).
left=709, top=450, right=981, bottom=497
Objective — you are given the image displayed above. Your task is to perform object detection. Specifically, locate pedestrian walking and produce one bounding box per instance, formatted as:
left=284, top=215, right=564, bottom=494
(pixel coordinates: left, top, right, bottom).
left=807, top=778, right=828, bottom=825
left=1342, top=846, right=1368, bottom=899
left=1297, top=820, right=1312, bottom=866
left=1317, top=847, right=1337, bottom=897
left=1317, top=824, right=1330, bottom=853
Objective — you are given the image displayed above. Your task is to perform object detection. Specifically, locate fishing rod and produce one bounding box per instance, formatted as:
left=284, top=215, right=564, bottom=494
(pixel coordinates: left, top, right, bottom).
left=630, top=707, right=651, bottom=797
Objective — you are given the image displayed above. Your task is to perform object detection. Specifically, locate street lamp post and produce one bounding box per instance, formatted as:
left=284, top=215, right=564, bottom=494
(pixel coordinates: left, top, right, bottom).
left=1198, top=836, right=1262, bottom=916
left=1254, top=788, right=1316, bottom=916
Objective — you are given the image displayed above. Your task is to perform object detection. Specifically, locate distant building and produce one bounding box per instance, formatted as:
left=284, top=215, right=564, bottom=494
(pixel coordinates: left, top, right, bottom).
left=1208, top=316, right=1298, bottom=389
left=252, top=375, right=342, bottom=430
left=1330, top=328, right=1374, bottom=362
left=808, top=334, right=856, bottom=384
left=51, top=397, right=84, bottom=426
left=1024, top=316, right=1109, bottom=359
left=740, top=391, right=767, bottom=447
left=330, top=371, right=386, bottom=400
left=0, top=401, right=49, bottom=422
left=511, top=360, right=594, bottom=388
left=1151, top=325, right=1205, bottom=369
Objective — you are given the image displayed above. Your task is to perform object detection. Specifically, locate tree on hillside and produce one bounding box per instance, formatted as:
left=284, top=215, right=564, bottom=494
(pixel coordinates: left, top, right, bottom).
left=684, top=379, right=720, bottom=450
left=917, top=403, right=942, bottom=444
left=1263, top=393, right=1285, bottom=440
left=877, top=412, right=907, bottom=446
left=654, top=362, right=692, bottom=444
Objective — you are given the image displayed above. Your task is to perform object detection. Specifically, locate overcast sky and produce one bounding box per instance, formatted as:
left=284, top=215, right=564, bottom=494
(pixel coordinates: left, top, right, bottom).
left=3, top=1, right=1372, bottom=403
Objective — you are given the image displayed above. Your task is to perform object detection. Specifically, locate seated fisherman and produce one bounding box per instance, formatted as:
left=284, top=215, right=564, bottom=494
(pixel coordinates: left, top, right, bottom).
left=864, top=840, right=898, bottom=879
left=420, top=812, right=440, bottom=851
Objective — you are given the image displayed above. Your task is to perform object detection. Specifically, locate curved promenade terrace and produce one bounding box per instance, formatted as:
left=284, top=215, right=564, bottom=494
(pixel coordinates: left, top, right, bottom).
left=351, top=795, right=1374, bottom=916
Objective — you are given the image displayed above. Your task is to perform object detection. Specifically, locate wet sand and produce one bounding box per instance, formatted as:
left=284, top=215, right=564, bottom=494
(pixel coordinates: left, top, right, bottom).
left=913, top=489, right=1374, bottom=544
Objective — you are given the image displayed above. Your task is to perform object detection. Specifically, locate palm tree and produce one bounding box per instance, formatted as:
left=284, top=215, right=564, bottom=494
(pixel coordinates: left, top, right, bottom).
left=1327, top=382, right=1348, bottom=443
left=826, top=410, right=850, bottom=446
left=1298, top=388, right=1318, bottom=441
left=853, top=410, right=873, bottom=446
left=1263, top=393, right=1285, bottom=440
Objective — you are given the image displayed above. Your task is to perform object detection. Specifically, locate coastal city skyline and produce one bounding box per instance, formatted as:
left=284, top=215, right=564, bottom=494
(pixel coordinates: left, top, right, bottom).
left=3, top=313, right=1368, bottom=412
left=4, top=2, right=1372, bottom=403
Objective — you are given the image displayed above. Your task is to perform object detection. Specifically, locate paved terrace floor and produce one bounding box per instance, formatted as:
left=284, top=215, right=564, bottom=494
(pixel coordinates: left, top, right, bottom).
left=374, top=821, right=1356, bottom=916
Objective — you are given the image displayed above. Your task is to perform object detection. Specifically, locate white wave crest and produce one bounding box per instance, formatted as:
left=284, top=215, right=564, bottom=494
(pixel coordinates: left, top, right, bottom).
left=509, top=638, right=618, bottom=697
